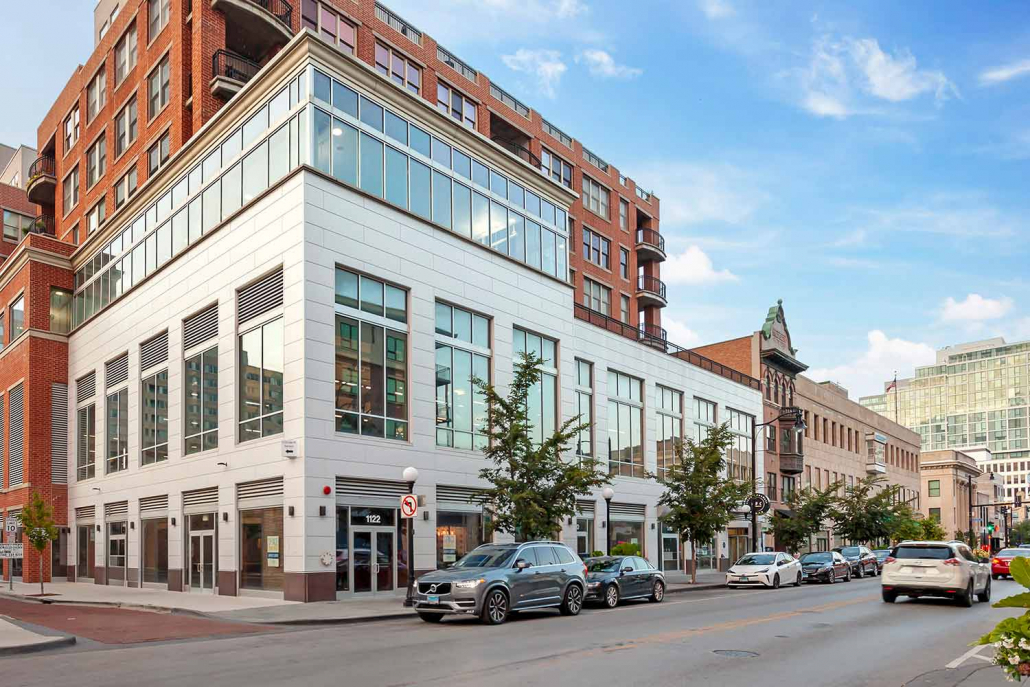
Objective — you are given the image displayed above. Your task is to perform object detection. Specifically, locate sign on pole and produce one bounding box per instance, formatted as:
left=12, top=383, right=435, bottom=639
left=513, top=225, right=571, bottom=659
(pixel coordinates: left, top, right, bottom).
left=0, top=543, right=23, bottom=559
left=400, top=494, right=418, bottom=519
left=4, top=518, right=17, bottom=534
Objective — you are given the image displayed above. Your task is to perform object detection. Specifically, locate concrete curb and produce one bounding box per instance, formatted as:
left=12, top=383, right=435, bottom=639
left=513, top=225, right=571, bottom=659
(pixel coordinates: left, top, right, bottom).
left=666, top=583, right=726, bottom=594
left=0, top=635, right=76, bottom=657
left=246, top=611, right=416, bottom=626
left=0, top=591, right=216, bottom=620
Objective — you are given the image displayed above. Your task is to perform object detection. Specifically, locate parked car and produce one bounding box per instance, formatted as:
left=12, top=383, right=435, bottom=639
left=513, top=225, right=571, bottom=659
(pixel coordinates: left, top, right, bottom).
left=873, top=549, right=891, bottom=573
left=725, top=552, right=802, bottom=589
left=991, top=548, right=1030, bottom=579
left=583, top=555, right=665, bottom=607
left=833, top=545, right=879, bottom=578
left=799, top=551, right=851, bottom=583
left=881, top=540, right=990, bottom=606
left=1019, top=544, right=1030, bottom=549
left=411, top=541, right=587, bottom=625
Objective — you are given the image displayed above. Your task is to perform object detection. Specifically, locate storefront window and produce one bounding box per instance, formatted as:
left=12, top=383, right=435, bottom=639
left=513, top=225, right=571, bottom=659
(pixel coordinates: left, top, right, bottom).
left=728, top=527, right=749, bottom=563
left=240, top=507, right=284, bottom=591
left=141, top=518, right=168, bottom=584
left=77, top=525, right=96, bottom=579
left=661, top=523, right=680, bottom=572
left=610, top=520, right=644, bottom=556
left=436, top=512, right=484, bottom=568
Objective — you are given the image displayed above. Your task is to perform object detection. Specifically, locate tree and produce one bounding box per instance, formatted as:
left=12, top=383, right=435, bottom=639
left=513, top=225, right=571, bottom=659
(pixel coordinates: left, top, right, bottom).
left=1013, top=520, right=1030, bottom=546
left=919, top=516, right=947, bottom=542
left=770, top=484, right=838, bottom=555
left=830, top=476, right=903, bottom=545
left=654, top=423, right=752, bottom=584
left=885, top=502, right=924, bottom=544
left=475, top=352, right=611, bottom=541
left=17, top=492, right=58, bottom=596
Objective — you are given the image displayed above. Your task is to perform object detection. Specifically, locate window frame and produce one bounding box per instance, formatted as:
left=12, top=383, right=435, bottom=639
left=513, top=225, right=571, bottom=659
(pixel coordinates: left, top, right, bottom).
left=77, top=400, right=97, bottom=481
left=434, top=301, right=490, bottom=450
left=184, top=344, right=219, bottom=455
left=114, top=164, right=139, bottom=209
left=582, top=176, right=610, bottom=219
left=302, top=0, right=357, bottom=55
left=540, top=148, right=573, bottom=189
left=436, top=80, right=476, bottom=129
left=147, top=130, right=171, bottom=176
left=238, top=316, right=285, bottom=444
left=581, top=226, right=610, bottom=269
left=86, top=66, right=107, bottom=123
left=607, top=369, right=645, bottom=479
left=9, top=294, right=25, bottom=341
left=106, top=385, right=129, bottom=474
left=62, top=167, right=80, bottom=216
left=147, top=54, right=171, bottom=121
left=374, top=41, right=421, bottom=95
left=64, top=106, right=80, bottom=152
left=86, top=133, right=107, bottom=189
left=582, top=277, right=611, bottom=316
left=656, top=385, right=683, bottom=482
left=114, top=96, right=138, bottom=159
left=114, top=22, right=138, bottom=86
left=574, top=359, right=593, bottom=459
left=148, top=0, right=171, bottom=43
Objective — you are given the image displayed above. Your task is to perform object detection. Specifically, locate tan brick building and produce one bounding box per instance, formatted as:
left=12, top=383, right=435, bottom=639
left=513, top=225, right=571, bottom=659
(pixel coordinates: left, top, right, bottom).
left=919, top=450, right=983, bottom=541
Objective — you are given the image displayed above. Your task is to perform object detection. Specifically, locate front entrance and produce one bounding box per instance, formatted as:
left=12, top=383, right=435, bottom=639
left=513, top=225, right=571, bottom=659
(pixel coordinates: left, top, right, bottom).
left=728, top=527, right=750, bottom=565
left=661, top=525, right=681, bottom=572
left=77, top=525, right=96, bottom=581
left=107, top=521, right=127, bottom=585
left=352, top=529, right=395, bottom=595
left=186, top=514, right=217, bottom=593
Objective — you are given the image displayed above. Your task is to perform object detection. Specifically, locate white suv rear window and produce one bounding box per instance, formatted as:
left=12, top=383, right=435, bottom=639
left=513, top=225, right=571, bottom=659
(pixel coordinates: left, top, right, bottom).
left=894, top=546, right=951, bottom=560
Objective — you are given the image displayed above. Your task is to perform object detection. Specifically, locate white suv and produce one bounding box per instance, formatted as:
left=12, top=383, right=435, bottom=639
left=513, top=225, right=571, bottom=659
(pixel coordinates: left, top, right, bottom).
left=881, top=540, right=990, bottom=607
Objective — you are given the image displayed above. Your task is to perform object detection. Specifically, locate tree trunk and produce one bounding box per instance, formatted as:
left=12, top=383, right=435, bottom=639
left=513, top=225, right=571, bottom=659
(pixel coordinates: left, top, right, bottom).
left=691, top=537, right=697, bottom=585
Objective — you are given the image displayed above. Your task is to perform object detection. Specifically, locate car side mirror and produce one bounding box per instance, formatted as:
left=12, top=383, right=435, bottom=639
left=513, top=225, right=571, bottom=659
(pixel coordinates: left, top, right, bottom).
left=516, top=560, right=531, bottom=570
left=778, top=560, right=786, bottom=566
left=621, top=566, right=633, bottom=574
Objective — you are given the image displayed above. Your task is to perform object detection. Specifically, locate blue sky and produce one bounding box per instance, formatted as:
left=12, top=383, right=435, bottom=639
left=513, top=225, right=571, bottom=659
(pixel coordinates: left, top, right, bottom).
left=4, top=0, right=1030, bottom=398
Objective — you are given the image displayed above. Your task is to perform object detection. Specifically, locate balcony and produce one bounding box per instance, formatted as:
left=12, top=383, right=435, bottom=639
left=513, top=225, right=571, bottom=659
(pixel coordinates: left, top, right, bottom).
left=28, top=213, right=56, bottom=237
left=636, top=275, right=668, bottom=309
left=635, top=228, right=666, bottom=263
left=638, top=323, right=668, bottom=351
left=26, top=155, right=56, bottom=205
left=866, top=460, right=888, bottom=475
left=210, top=50, right=261, bottom=100
left=780, top=454, right=804, bottom=475
left=491, top=137, right=541, bottom=169
left=211, top=0, right=292, bottom=59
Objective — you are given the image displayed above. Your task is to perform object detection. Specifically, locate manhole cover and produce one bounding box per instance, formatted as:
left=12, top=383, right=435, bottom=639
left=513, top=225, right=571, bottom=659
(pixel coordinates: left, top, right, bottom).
left=713, top=650, right=760, bottom=658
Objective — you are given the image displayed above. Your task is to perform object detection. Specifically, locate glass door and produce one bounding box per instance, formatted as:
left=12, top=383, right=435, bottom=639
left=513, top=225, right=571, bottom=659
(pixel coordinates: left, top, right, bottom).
left=189, top=532, right=216, bottom=593
left=107, top=522, right=127, bottom=585
left=77, top=525, right=96, bottom=580
left=352, top=530, right=396, bottom=594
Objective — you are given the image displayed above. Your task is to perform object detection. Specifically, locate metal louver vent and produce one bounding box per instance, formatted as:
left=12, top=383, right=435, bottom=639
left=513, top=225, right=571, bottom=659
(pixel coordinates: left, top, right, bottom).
left=237, top=477, right=284, bottom=504
left=105, top=501, right=129, bottom=517
left=75, top=505, right=96, bottom=520
left=182, top=487, right=219, bottom=514
left=140, top=494, right=169, bottom=513
left=609, top=502, right=647, bottom=518
left=576, top=500, right=595, bottom=515
left=8, top=385, right=23, bottom=486
left=76, top=372, right=96, bottom=404
left=51, top=384, right=69, bottom=484
left=183, top=304, right=219, bottom=350
left=140, top=331, right=169, bottom=372
left=106, top=354, right=129, bottom=388
left=336, top=477, right=410, bottom=500
left=237, top=267, right=283, bottom=325
left=436, top=485, right=483, bottom=505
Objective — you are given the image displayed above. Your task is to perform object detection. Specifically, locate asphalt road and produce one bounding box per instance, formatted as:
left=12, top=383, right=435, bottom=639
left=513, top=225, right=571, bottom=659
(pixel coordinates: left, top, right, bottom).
left=1, top=575, right=1022, bottom=686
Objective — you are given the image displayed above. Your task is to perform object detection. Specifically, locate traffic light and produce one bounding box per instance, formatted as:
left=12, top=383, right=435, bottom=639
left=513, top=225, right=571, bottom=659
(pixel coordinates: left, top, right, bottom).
left=987, top=522, right=995, bottom=534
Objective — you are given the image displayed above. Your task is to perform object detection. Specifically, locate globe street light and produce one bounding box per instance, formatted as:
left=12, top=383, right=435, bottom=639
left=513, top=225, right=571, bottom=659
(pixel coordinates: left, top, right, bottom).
left=750, top=408, right=806, bottom=554
left=602, top=486, right=615, bottom=555
left=402, top=466, right=419, bottom=607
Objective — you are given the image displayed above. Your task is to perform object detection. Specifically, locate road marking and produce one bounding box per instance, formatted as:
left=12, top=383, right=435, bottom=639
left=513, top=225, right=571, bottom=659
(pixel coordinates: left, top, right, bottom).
left=945, top=644, right=994, bottom=669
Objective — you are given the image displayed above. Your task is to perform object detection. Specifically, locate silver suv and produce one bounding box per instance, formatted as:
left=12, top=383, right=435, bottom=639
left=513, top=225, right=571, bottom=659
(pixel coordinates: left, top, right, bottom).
left=412, top=541, right=588, bottom=625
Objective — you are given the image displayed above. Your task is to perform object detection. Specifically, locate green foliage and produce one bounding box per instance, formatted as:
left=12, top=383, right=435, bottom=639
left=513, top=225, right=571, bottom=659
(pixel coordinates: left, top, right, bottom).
left=770, top=485, right=838, bottom=555
left=590, top=550, right=605, bottom=558
left=919, top=517, right=947, bottom=542
left=1013, top=520, right=1030, bottom=545
left=830, top=476, right=909, bottom=545
left=611, top=542, right=641, bottom=556
left=654, top=423, right=752, bottom=584
left=886, top=502, right=925, bottom=543
left=475, top=352, right=611, bottom=542
left=17, top=492, right=59, bottom=595
left=975, top=557, right=1030, bottom=679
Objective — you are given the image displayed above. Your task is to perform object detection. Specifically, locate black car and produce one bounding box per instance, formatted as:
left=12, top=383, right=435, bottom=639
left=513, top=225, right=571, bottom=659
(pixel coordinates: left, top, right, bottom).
left=833, top=546, right=879, bottom=578
left=584, top=556, right=665, bottom=608
left=799, top=551, right=851, bottom=583
left=873, top=549, right=891, bottom=573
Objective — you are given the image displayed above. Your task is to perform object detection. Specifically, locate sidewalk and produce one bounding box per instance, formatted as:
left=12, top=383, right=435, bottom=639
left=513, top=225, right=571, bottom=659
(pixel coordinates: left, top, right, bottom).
left=0, top=616, right=75, bottom=656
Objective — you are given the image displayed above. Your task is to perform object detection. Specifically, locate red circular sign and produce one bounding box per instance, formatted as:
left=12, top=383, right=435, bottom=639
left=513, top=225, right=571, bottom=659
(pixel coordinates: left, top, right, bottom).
left=400, top=494, right=418, bottom=518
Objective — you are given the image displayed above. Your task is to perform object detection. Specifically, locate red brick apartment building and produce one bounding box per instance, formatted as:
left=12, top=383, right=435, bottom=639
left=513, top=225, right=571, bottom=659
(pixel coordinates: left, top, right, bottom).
left=5, top=0, right=667, bottom=583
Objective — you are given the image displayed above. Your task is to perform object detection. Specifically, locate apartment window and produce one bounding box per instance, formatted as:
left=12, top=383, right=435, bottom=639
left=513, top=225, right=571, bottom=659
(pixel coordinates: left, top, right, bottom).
left=239, top=317, right=284, bottom=443
left=582, top=176, right=609, bottom=218
left=77, top=403, right=96, bottom=481
left=0, top=313, right=5, bottom=350
left=148, top=0, right=170, bottom=40
left=575, top=359, right=593, bottom=458
left=656, top=386, right=683, bottom=481
left=375, top=42, right=420, bottom=94
left=302, top=1, right=356, bottom=55
left=619, top=199, right=629, bottom=231
left=148, top=131, right=170, bottom=176
left=184, top=347, right=218, bottom=454
left=727, top=409, right=755, bottom=482
left=87, top=136, right=107, bottom=188
left=140, top=369, right=169, bottom=465
left=620, top=294, right=630, bottom=324
left=782, top=475, right=796, bottom=501
left=114, top=167, right=138, bottom=208
left=766, top=472, right=778, bottom=501
left=64, top=107, right=80, bottom=151
left=148, top=56, right=170, bottom=119
left=10, top=296, right=24, bottom=340
left=50, top=287, right=72, bottom=334
left=695, top=397, right=716, bottom=443
left=928, top=479, right=941, bottom=497
left=540, top=149, right=572, bottom=188
left=929, top=507, right=941, bottom=522
left=608, top=370, right=644, bottom=478
left=86, top=200, right=106, bottom=236
left=436, top=82, right=476, bottom=128
left=107, top=388, right=129, bottom=473
left=3, top=210, right=33, bottom=242
left=513, top=328, right=558, bottom=445
left=582, top=278, right=611, bottom=316
left=115, top=23, right=138, bottom=84
left=334, top=268, right=408, bottom=440
left=434, top=302, right=489, bottom=449
left=115, top=97, right=138, bottom=158
left=582, top=227, right=610, bottom=269
left=87, top=67, right=106, bottom=122
left=619, top=247, right=629, bottom=280
left=63, top=167, right=80, bottom=213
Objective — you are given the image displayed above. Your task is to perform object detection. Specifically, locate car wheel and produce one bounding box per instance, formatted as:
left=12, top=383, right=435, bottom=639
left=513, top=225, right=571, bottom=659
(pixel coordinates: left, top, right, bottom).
left=958, top=580, right=974, bottom=608
left=993, top=574, right=1000, bottom=580
left=418, top=612, right=444, bottom=623
left=604, top=584, right=620, bottom=609
left=827, top=570, right=835, bottom=584
left=650, top=580, right=665, bottom=603
left=481, top=589, right=509, bottom=625
left=856, top=565, right=864, bottom=579
left=795, top=572, right=803, bottom=587
left=845, top=569, right=852, bottom=582
left=978, top=577, right=991, bottom=603
left=560, top=584, right=584, bottom=616
left=882, top=590, right=897, bottom=603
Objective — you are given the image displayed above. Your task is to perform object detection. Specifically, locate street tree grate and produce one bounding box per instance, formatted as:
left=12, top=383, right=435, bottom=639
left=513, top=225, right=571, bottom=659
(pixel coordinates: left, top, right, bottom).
left=713, top=650, right=760, bottom=658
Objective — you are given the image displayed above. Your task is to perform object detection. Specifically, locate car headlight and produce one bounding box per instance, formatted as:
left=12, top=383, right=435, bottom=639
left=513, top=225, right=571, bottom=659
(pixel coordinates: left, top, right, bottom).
left=727, top=569, right=737, bottom=575
left=454, top=578, right=485, bottom=589
left=756, top=568, right=769, bottom=573
left=588, top=581, right=600, bottom=588
left=819, top=566, right=832, bottom=572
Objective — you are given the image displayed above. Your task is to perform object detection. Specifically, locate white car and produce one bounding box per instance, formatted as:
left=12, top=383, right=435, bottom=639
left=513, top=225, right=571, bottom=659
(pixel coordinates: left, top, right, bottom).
left=726, top=552, right=802, bottom=589
left=881, top=540, right=991, bottom=607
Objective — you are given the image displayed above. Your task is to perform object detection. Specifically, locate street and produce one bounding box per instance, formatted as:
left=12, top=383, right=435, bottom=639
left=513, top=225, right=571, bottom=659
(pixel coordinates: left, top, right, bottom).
left=0, top=575, right=1021, bottom=686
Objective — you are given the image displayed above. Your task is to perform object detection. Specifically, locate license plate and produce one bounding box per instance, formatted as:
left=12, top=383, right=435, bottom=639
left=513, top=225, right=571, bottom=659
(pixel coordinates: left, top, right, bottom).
left=739, top=576, right=749, bottom=582
left=427, top=595, right=440, bottom=604
left=802, top=573, right=809, bottom=578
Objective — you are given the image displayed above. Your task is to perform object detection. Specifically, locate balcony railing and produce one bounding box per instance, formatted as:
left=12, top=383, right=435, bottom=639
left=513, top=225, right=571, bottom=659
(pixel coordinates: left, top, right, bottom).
left=637, top=275, right=667, bottom=300
left=30, top=213, right=56, bottom=236
left=635, top=228, right=665, bottom=253
left=248, top=0, right=292, bottom=29
left=638, top=322, right=667, bottom=348
left=491, top=137, right=541, bottom=168
left=26, top=155, right=57, bottom=205
left=490, top=83, right=530, bottom=118
left=28, top=155, right=55, bottom=181
left=212, top=49, right=261, bottom=86
left=375, top=2, right=422, bottom=44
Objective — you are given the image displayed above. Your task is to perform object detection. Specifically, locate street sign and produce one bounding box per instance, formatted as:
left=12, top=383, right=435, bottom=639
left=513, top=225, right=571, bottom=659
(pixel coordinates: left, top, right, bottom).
left=746, top=493, right=771, bottom=515
left=0, top=543, right=23, bottom=559
left=4, top=518, right=17, bottom=534
left=281, top=439, right=299, bottom=459
left=400, top=494, right=418, bottom=519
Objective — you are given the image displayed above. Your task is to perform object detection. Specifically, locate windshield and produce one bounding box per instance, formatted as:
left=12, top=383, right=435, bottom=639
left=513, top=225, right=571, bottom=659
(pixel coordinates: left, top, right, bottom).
left=874, top=550, right=890, bottom=559
left=801, top=553, right=832, bottom=563
left=893, top=546, right=952, bottom=560
left=736, top=554, right=775, bottom=566
left=839, top=547, right=861, bottom=556
left=997, top=549, right=1030, bottom=557
left=587, top=559, right=622, bottom=572
left=452, top=547, right=516, bottom=569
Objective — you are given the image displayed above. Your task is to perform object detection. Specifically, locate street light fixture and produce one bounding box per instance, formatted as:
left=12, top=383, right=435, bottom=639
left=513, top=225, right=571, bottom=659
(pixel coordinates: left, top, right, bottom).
left=750, top=408, right=806, bottom=554
left=402, top=466, right=419, bottom=608
left=602, top=486, right=615, bottom=555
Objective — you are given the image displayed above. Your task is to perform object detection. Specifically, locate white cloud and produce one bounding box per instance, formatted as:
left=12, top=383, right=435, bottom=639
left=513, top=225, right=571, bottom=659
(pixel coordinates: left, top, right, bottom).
left=854, top=194, right=1020, bottom=239
left=807, top=330, right=936, bottom=399
left=847, top=38, right=957, bottom=104
left=979, top=59, right=1030, bottom=86
left=555, top=0, right=588, bottom=18
left=663, top=316, right=702, bottom=346
left=664, top=246, right=738, bottom=285
left=698, top=0, right=735, bottom=19
left=940, top=294, right=1013, bottom=323
left=631, top=161, right=767, bottom=227
left=501, top=49, right=567, bottom=98
left=577, top=49, right=642, bottom=79
left=832, top=229, right=867, bottom=248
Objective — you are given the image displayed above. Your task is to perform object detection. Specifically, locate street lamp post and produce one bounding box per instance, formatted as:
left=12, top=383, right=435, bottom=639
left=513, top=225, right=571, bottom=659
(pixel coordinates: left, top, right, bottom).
left=750, top=408, right=806, bottom=554
left=402, top=466, right=419, bottom=608
left=602, top=487, right=614, bottom=555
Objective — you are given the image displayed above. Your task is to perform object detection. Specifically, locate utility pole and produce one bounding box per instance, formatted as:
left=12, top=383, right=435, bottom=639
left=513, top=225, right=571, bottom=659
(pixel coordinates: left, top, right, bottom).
left=967, top=474, right=974, bottom=549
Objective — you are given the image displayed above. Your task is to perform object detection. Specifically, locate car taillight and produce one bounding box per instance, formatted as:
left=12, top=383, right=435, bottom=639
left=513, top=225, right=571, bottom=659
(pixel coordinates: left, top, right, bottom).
left=993, top=558, right=1002, bottom=565
left=884, top=556, right=896, bottom=564
left=943, top=558, right=962, bottom=566
left=583, top=564, right=588, bottom=578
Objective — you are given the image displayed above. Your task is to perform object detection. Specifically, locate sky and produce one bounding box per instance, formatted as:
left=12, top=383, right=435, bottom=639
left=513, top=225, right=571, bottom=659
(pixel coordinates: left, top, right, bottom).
left=3, top=1, right=1030, bottom=399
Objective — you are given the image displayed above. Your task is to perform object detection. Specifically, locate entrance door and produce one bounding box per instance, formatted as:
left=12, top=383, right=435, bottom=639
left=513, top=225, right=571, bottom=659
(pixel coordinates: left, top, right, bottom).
left=352, top=530, right=395, bottom=594
left=107, top=522, right=127, bottom=585
left=188, top=532, right=216, bottom=593
left=77, top=525, right=96, bottom=580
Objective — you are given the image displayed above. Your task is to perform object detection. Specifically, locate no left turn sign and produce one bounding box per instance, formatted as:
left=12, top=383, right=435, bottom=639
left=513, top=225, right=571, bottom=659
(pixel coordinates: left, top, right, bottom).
left=400, top=494, right=418, bottom=519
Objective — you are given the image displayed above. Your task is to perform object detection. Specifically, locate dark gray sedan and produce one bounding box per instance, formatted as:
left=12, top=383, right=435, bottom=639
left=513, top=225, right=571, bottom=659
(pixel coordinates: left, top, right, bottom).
left=583, top=555, right=666, bottom=608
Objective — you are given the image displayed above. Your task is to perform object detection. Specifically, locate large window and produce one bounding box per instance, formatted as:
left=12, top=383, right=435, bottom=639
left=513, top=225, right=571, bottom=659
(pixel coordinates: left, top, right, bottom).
left=3, top=210, right=33, bottom=242
left=928, top=480, right=941, bottom=497
left=620, top=294, right=630, bottom=324
left=582, top=278, right=611, bottom=316
left=334, top=269, right=408, bottom=441
left=64, top=106, right=80, bottom=151
left=656, top=386, right=683, bottom=481
left=86, top=200, right=106, bottom=236
left=10, top=296, right=24, bottom=340
left=141, top=370, right=169, bottom=465
left=185, top=347, right=218, bottom=454
left=63, top=166, right=80, bottom=213
left=695, top=397, right=716, bottom=443
left=435, top=302, right=489, bottom=450
left=148, top=0, right=170, bottom=40
left=540, top=149, right=573, bottom=188
left=115, top=166, right=138, bottom=209
left=50, top=288, right=72, bottom=334
left=141, top=518, right=168, bottom=584
left=77, top=403, right=96, bottom=480
left=620, top=247, right=629, bottom=280
left=115, top=97, right=138, bottom=158
left=115, top=23, right=138, bottom=85
left=575, top=359, right=593, bottom=458
left=726, top=408, right=754, bottom=482
left=148, top=56, right=171, bottom=119
left=148, top=131, right=170, bottom=175
left=87, top=67, right=106, bottom=122
left=582, top=176, right=609, bottom=219
left=437, top=511, right=486, bottom=568
left=619, top=198, right=629, bottom=231
left=582, top=227, right=610, bottom=269
left=608, top=370, right=644, bottom=478
left=87, top=136, right=107, bottom=188
left=375, top=42, right=420, bottom=94
left=437, top=82, right=476, bottom=128
left=106, top=388, right=128, bottom=473
left=239, top=318, right=284, bottom=443
left=513, top=328, right=557, bottom=445
left=302, top=0, right=357, bottom=54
